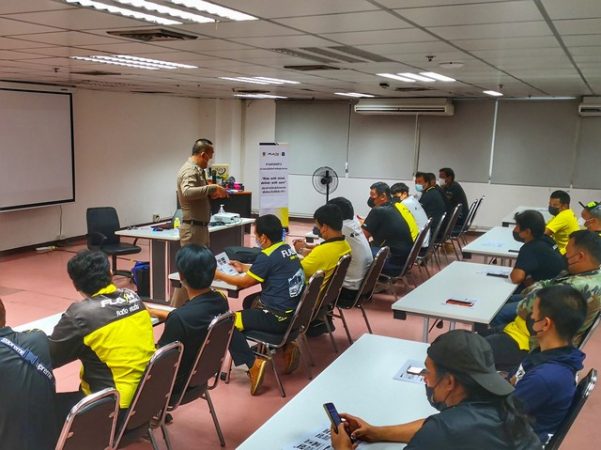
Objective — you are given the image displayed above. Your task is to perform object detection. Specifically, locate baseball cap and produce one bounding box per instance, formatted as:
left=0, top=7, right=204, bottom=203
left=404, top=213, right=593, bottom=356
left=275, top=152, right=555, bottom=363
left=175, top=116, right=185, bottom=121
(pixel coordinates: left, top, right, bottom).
left=580, top=201, right=601, bottom=219
left=427, top=330, right=514, bottom=396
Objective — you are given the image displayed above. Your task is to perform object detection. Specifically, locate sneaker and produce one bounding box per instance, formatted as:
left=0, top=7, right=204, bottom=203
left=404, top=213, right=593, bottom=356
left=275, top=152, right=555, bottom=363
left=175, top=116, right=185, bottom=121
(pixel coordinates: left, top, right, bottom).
left=283, top=341, right=300, bottom=374
left=248, top=357, right=267, bottom=395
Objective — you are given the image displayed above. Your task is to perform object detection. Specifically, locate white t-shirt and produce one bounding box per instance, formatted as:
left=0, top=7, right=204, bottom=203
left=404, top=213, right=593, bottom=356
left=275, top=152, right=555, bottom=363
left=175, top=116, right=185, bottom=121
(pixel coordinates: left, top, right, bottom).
left=402, top=196, right=430, bottom=247
left=341, top=218, right=374, bottom=290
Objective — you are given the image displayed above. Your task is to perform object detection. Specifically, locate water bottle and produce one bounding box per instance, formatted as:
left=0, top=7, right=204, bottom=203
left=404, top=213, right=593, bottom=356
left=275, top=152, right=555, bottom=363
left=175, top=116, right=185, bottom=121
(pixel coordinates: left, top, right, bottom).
left=173, top=217, right=181, bottom=229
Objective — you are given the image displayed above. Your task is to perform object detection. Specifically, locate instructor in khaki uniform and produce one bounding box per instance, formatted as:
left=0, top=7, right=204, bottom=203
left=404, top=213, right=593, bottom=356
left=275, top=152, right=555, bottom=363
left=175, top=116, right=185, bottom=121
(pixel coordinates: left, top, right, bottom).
left=176, top=138, right=227, bottom=247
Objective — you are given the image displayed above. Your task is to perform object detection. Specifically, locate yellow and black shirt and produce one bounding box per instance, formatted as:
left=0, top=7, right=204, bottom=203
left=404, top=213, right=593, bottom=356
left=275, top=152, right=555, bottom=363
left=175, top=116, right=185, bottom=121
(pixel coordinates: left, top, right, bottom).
left=301, top=236, right=352, bottom=288
left=49, top=285, right=155, bottom=408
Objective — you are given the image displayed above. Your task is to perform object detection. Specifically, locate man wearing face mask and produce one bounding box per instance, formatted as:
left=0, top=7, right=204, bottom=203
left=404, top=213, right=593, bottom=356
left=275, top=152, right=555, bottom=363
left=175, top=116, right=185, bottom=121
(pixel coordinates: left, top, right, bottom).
left=511, top=285, right=587, bottom=444
left=391, top=182, right=430, bottom=247
left=581, top=201, right=601, bottom=236
left=486, top=230, right=601, bottom=374
left=331, top=330, right=541, bottom=450
left=439, top=167, right=469, bottom=227
left=545, top=190, right=580, bottom=254
left=415, top=172, right=447, bottom=241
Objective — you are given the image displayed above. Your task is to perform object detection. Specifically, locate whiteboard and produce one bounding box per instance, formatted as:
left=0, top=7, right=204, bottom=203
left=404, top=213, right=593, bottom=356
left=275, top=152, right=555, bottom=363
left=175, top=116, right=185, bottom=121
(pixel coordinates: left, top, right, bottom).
left=0, top=89, right=74, bottom=211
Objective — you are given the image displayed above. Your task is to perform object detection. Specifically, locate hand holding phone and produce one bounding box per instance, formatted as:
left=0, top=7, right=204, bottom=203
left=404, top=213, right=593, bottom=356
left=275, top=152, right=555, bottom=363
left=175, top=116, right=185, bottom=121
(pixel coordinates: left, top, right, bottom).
left=323, top=402, right=342, bottom=432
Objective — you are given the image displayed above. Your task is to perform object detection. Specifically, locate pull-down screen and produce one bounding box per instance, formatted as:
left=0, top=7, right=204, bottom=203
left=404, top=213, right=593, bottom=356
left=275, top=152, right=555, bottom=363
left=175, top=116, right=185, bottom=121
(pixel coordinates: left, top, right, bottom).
left=0, top=88, right=74, bottom=211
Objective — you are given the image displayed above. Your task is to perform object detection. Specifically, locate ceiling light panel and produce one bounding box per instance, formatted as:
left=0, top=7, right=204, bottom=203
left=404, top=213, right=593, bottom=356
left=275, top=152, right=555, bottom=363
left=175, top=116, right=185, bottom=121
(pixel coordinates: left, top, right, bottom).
left=114, top=0, right=214, bottom=23
left=168, top=0, right=257, bottom=21
left=62, top=0, right=182, bottom=25
left=398, top=73, right=436, bottom=82
left=377, top=73, right=416, bottom=82
left=420, top=72, right=456, bottom=82
left=71, top=55, right=197, bottom=70
left=483, top=90, right=503, bottom=96
left=219, top=76, right=299, bottom=85
left=234, top=94, right=287, bottom=99
left=334, top=92, right=375, bottom=98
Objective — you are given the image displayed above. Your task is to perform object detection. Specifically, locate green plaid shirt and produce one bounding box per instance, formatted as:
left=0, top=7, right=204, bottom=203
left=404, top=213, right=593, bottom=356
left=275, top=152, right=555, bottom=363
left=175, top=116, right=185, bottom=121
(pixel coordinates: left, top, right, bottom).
left=516, top=268, right=601, bottom=349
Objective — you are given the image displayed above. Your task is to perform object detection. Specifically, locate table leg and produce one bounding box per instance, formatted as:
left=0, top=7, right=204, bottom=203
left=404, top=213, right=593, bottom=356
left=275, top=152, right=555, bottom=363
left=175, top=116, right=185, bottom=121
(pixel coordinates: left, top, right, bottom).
left=150, top=240, right=167, bottom=302
left=423, top=317, right=430, bottom=343
left=449, top=321, right=456, bottom=330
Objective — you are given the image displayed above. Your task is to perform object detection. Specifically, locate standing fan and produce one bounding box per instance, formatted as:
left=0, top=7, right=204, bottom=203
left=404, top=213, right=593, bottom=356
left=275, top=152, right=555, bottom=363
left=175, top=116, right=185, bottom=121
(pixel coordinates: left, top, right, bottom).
left=312, top=166, right=339, bottom=203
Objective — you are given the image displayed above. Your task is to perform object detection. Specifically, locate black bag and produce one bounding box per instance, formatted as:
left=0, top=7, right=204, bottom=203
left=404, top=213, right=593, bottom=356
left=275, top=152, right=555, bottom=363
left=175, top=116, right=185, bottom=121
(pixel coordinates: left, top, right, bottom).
left=132, top=261, right=150, bottom=298
left=224, top=246, right=261, bottom=264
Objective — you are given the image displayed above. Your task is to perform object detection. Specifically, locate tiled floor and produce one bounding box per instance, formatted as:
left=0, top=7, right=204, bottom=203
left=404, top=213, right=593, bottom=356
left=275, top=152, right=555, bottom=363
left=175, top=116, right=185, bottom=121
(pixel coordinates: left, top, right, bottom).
left=0, top=221, right=599, bottom=449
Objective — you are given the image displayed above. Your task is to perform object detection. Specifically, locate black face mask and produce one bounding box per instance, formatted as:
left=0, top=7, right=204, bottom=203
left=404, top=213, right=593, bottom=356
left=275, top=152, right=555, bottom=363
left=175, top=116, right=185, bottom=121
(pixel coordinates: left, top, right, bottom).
left=367, top=197, right=375, bottom=208
left=425, top=381, right=448, bottom=411
left=513, top=231, right=525, bottom=243
left=548, top=206, right=560, bottom=216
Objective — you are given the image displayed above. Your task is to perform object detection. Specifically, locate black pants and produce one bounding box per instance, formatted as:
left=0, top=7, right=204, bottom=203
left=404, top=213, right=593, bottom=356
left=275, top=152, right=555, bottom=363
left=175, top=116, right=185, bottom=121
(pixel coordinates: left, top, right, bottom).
left=485, top=333, right=528, bottom=374
left=337, top=287, right=358, bottom=308
left=228, top=292, right=292, bottom=367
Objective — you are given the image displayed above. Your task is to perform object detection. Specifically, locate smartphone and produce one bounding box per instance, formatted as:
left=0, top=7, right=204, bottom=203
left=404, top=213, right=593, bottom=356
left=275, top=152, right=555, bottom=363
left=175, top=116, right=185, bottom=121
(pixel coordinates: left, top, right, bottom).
left=486, top=272, right=509, bottom=279
left=323, top=402, right=342, bottom=432
left=446, top=298, right=474, bottom=307
left=407, top=366, right=425, bottom=376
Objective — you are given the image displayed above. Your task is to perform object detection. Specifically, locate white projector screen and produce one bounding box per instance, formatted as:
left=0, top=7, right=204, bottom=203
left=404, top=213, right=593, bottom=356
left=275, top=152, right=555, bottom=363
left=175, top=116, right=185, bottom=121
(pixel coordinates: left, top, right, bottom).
left=0, top=88, right=74, bottom=212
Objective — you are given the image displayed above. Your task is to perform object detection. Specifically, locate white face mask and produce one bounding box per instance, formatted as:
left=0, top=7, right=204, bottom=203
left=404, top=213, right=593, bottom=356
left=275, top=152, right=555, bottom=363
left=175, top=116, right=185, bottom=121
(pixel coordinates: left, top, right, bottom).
left=438, top=178, right=446, bottom=187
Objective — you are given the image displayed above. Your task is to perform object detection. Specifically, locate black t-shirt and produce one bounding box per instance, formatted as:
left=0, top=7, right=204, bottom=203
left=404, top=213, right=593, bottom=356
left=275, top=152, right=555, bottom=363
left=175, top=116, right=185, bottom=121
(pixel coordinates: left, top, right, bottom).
left=515, top=236, right=566, bottom=291
left=362, top=203, right=413, bottom=256
left=419, top=187, right=447, bottom=237
left=0, top=327, right=59, bottom=450
left=158, top=290, right=228, bottom=398
left=443, top=181, right=469, bottom=223
left=406, top=400, right=542, bottom=450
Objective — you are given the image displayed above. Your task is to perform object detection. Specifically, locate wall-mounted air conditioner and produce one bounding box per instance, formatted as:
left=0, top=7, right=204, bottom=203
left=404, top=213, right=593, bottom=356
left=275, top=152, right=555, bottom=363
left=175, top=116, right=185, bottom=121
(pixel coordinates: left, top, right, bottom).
left=354, top=98, right=454, bottom=116
left=578, top=97, right=601, bottom=116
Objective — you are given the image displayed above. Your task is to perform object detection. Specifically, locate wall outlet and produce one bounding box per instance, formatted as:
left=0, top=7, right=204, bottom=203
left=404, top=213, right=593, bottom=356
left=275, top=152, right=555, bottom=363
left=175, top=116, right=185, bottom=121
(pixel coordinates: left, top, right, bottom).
left=152, top=214, right=160, bottom=222
left=56, top=234, right=66, bottom=241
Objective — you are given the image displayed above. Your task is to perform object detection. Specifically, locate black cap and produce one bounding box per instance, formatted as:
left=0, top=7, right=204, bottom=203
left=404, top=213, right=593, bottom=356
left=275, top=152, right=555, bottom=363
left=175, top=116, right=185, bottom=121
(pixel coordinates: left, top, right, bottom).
left=427, top=330, right=514, bottom=396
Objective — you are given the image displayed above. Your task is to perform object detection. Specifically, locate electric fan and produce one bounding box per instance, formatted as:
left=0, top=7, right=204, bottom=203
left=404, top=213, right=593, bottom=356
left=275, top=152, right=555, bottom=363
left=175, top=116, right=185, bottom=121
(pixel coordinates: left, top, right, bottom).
left=312, top=166, right=339, bottom=203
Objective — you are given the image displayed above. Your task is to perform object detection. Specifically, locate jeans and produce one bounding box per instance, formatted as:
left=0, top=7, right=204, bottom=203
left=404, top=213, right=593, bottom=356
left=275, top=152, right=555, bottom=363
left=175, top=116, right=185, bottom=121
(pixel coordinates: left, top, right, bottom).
left=489, top=294, right=523, bottom=328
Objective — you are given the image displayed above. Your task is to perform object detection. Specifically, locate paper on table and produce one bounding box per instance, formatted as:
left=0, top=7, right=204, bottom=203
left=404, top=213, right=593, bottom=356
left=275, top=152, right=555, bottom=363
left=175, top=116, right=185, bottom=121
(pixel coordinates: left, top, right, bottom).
left=393, top=359, right=426, bottom=384
left=215, top=251, right=239, bottom=276
left=282, top=427, right=367, bottom=450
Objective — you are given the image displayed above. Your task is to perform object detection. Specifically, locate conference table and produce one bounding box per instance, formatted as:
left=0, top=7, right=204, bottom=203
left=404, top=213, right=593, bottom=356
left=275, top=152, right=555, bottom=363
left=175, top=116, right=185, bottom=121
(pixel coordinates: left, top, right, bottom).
left=116, top=218, right=254, bottom=302
left=238, top=334, right=435, bottom=450
left=500, top=206, right=551, bottom=227
left=462, top=226, right=522, bottom=264
left=392, top=261, right=516, bottom=342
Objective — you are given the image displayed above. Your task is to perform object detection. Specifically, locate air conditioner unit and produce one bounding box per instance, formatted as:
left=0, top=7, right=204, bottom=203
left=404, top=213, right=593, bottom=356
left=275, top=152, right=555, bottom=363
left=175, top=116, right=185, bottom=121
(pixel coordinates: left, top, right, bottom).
left=354, top=98, right=454, bottom=116
left=578, top=97, right=601, bottom=116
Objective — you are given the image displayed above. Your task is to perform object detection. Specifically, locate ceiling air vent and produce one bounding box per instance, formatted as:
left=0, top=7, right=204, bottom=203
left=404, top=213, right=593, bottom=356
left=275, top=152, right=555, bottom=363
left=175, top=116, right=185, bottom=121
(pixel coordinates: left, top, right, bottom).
left=328, top=46, right=393, bottom=63
left=284, top=65, right=339, bottom=71
left=395, top=87, right=433, bottom=92
left=107, top=28, right=197, bottom=42
left=71, top=70, right=121, bottom=76
left=272, top=48, right=337, bottom=64
left=578, top=97, right=601, bottom=116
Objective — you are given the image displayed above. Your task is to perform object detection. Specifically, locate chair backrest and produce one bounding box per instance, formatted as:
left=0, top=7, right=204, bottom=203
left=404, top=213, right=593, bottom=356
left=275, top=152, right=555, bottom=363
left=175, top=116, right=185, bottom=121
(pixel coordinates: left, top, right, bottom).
left=545, top=368, right=597, bottom=450
left=421, top=212, right=447, bottom=260
left=312, top=254, right=352, bottom=320
left=55, top=388, right=119, bottom=450
left=455, top=200, right=478, bottom=237
left=439, top=204, right=462, bottom=244
left=350, top=246, right=390, bottom=308
left=277, top=271, right=325, bottom=346
left=578, top=312, right=601, bottom=350
left=170, top=312, right=235, bottom=409
left=398, top=218, right=432, bottom=278
left=466, top=195, right=484, bottom=230
left=86, top=207, right=121, bottom=246
left=114, top=342, right=183, bottom=447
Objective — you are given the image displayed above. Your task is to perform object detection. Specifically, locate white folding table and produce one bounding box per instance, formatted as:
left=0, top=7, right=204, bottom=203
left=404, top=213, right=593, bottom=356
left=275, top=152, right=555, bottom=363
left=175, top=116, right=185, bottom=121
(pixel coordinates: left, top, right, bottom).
left=462, top=226, right=522, bottom=265
left=116, top=218, right=254, bottom=301
left=238, top=334, right=434, bottom=450
left=500, top=206, right=551, bottom=227
left=392, top=261, right=516, bottom=342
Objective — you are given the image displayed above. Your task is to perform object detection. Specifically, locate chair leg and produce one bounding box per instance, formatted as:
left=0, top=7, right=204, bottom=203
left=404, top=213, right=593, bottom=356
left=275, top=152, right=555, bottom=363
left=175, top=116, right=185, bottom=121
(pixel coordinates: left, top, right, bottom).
left=302, top=336, right=316, bottom=367
left=359, top=305, right=373, bottom=334
left=424, top=263, right=431, bottom=279
left=148, top=428, right=160, bottom=450
left=203, top=390, right=226, bottom=447
left=160, top=423, right=174, bottom=450
left=336, top=308, right=353, bottom=344
left=452, top=240, right=462, bottom=260
left=270, top=356, right=286, bottom=397
left=300, top=336, right=314, bottom=380
left=324, top=317, right=339, bottom=353
left=441, top=244, right=450, bottom=264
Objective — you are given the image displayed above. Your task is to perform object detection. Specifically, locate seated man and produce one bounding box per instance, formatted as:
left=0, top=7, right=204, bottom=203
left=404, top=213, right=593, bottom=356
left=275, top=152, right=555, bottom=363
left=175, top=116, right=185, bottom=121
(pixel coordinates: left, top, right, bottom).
left=216, top=214, right=305, bottom=394
left=486, top=230, right=601, bottom=374
left=510, top=210, right=566, bottom=292
left=389, top=186, right=419, bottom=242
left=362, top=182, right=413, bottom=275
left=331, top=330, right=541, bottom=450
left=0, top=298, right=59, bottom=450
left=439, top=167, right=469, bottom=227
left=512, top=285, right=586, bottom=444
left=149, top=245, right=228, bottom=401
left=581, top=200, right=601, bottom=236
left=327, top=197, right=373, bottom=308
left=391, top=182, right=430, bottom=247
left=415, top=172, right=447, bottom=240
left=49, top=251, right=156, bottom=416
left=545, top=190, right=581, bottom=254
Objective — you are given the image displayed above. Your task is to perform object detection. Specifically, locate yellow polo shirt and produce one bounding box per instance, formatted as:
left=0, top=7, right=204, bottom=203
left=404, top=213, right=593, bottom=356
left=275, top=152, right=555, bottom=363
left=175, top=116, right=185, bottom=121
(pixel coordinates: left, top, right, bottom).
left=546, top=209, right=581, bottom=254
left=394, top=202, right=419, bottom=242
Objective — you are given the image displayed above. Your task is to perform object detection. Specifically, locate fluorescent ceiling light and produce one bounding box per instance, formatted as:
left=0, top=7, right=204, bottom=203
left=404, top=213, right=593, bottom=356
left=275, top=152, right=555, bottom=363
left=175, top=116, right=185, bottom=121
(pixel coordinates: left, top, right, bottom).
left=71, top=55, right=197, bottom=70
left=377, top=73, right=415, bottom=82
left=420, top=72, right=455, bottom=82
left=219, top=77, right=270, bottom=85
left=169, top=0, right=257, bottom=21
left=334, top=92, right=375, bottom=98
left=114, top=0, right=214, bottom=23
left=62, top=0, right=181, bottom=25
left=254, top=77, right=300, bottom=85
left=398, top=73, right=435, bottom=82
left=234, top=94, right=287, bottom=99
left=483, top=90, right=503, bottom=97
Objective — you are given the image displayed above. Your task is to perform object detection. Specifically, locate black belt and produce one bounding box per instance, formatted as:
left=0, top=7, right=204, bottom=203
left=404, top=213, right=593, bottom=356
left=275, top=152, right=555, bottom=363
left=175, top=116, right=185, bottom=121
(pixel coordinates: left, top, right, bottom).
left=182, top=219, right=209, bottom=226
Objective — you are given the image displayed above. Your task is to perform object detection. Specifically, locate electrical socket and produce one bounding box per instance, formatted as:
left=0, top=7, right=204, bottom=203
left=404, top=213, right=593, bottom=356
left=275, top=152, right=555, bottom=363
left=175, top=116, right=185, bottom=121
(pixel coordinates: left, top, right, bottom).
left=152, top=214, right=160, bottom=222
left=56, top=234, right=66, bottom=241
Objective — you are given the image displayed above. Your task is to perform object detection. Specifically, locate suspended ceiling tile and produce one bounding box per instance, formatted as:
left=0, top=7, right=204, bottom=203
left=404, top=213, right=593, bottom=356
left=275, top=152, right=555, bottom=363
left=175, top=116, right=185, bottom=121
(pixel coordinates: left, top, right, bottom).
left=554, top=18, right=601, bottom=35
left=275, top=11, right=411, bottom=34
left=432, top=21, right=552, bottom=40
left=320, top=28, right=437, bottom=46
left=14, top=31, right=127, bottom=47
left=7, top=8, right=150, bottom=31
left=215, top=0, right=377, bottom=19
left=452, top=36, right=560, bottom=51
left=228, top=34, right=335, bottom=49
left=0, top=17, right=62, bottom=35
left=542, top=0, right=601, bottom=20
left=174, top=21, right=301, bottom=39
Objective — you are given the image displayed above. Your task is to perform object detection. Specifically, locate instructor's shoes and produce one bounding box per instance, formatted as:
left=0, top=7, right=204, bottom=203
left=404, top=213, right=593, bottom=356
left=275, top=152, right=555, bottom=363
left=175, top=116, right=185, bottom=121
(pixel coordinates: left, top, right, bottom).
left=248, top=357, right=267, bottom=395
left=283, top=341, right=300, bottom=374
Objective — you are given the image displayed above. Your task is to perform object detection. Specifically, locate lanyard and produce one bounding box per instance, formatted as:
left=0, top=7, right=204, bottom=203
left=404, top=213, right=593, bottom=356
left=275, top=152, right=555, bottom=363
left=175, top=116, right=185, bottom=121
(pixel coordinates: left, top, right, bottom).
left=0, top=336, right=55, bottom=385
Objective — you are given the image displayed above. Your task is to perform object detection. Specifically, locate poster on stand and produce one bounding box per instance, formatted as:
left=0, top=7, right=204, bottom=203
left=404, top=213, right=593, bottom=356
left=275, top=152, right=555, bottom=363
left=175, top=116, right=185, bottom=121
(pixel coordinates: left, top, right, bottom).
left=259, top=142, right=289, bottom=229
